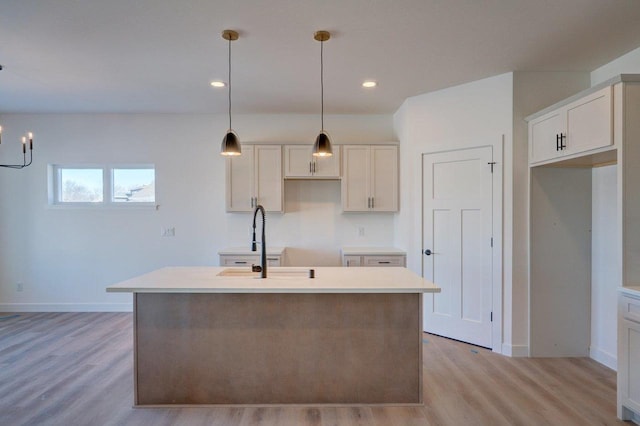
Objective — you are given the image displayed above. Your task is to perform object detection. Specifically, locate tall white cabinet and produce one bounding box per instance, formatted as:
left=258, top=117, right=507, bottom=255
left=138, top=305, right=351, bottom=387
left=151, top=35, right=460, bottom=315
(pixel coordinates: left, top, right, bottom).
left=225, top=145, right=283, bottom=212
left=341, top=145, right=398, bottom=212
left=526, top=75, right=640, bottom=421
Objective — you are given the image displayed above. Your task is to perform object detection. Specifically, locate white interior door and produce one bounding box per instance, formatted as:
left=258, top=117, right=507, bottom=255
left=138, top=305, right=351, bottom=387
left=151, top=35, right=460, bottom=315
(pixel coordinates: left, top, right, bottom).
left=422, top=146, right=493, bottom=348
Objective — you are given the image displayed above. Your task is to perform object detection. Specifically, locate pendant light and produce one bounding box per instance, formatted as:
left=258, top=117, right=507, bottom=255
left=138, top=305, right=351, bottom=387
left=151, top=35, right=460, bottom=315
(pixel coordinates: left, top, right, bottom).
left=312, top=31, right=333, bottom=157
left=220, top=29, right=241, bottom=156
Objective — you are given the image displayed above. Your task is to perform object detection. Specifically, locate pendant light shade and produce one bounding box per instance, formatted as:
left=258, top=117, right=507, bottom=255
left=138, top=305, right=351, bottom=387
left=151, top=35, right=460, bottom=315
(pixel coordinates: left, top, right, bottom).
left=220, top=29, right=241, bottom=156
left=313, top=131, right=332, bottom=157
left=221, top=130, right=241, bottom=156
left=312, top=30, right=333, bottom=157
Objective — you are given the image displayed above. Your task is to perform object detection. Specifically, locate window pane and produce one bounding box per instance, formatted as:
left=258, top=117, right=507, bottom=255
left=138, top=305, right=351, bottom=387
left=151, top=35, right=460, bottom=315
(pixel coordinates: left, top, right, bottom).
left=60, top=169, right=103, bottom=202
left=113, top=168, right=155, bottom=202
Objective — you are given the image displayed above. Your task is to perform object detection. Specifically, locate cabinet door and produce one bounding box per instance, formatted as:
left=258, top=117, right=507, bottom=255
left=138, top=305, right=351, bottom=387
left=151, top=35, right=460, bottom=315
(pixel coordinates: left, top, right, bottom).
left=313, top=146, right=341, bottom=178
left=621, top=319, right=640, bottom=415
left=284, top=145, right=313, bottom=178
left=620, top=294, right=640, bottom=417
left=254, top=145, right=283, bottom=212
left=341, top=146, right=370, bottom=211
left=529, top=109, right=565, bottom=164
left=284, top=145, right=341, bottom=178
left=566, top=86, right=613, bottom=155
left=226, top=146, right=255, bottom=212
left=370, top=146, right=398, bottom=211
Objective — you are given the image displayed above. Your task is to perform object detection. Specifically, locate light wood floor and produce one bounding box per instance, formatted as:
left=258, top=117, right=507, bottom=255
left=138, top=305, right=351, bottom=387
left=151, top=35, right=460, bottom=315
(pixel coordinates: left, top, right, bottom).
left=0, top=312, right=624, bottom=425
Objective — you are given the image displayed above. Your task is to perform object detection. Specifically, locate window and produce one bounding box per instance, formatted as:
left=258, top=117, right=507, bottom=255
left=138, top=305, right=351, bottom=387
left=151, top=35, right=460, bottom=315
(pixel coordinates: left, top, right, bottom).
left=112, top=168, right=155, bottom=203
left=59, top=168, right=104, bottom=203
left=49, top=165, right=155, bottom=206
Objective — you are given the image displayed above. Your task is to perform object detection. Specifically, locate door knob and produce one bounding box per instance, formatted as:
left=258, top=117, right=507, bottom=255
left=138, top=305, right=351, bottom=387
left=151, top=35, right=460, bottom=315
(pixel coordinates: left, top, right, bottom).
left=424, top=249, right=432, bottom=256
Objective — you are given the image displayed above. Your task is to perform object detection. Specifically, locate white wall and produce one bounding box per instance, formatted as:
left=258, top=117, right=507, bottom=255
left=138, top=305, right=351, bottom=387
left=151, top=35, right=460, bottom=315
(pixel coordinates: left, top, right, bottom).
left=393, top=73, right=513, bottom=353
left=0, top=113, right=395, bottom=311
left=591, top=46, right=640, bottom=85
left=591, top=165, right=618, bottom=369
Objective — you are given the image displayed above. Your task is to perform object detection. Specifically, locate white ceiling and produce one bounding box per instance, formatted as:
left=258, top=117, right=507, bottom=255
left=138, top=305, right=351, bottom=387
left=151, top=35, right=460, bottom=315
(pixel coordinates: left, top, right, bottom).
left=1, top=0, right=640, bottom=115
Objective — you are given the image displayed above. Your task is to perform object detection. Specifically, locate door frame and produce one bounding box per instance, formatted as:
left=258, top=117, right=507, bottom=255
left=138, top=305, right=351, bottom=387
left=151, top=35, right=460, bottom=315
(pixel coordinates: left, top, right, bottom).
left=421, top=140, right=503, bottom=353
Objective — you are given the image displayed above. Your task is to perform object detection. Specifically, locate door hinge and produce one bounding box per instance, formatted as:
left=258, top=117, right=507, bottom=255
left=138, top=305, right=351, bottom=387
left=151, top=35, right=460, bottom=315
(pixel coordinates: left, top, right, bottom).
left=488, top=162, right=496, bottom=173
left=490, top=312, right=493, bottom=322
left=490, top=237, right=493, bottom=247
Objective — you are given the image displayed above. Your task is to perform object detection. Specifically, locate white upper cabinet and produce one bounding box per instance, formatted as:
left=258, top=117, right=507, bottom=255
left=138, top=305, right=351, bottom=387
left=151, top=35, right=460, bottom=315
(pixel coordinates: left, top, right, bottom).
left=226, top=145, right=283, bottom=212
left=283, top=145, right=341, bottom=178
left=528, top=86, right=613, bottom=165
left=342, top=145, right=398, bottom=212
left=565, top=87, right=613, bottom=155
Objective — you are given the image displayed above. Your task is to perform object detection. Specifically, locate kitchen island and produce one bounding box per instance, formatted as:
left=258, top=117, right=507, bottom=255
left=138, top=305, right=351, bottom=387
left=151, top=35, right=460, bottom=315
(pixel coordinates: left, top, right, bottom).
left=107, top=266, right=440, bottom=406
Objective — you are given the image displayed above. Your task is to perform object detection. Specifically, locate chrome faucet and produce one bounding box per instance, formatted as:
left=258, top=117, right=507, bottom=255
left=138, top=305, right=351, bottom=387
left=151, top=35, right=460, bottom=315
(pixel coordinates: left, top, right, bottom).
left=251, top=204, right=267, bottom=278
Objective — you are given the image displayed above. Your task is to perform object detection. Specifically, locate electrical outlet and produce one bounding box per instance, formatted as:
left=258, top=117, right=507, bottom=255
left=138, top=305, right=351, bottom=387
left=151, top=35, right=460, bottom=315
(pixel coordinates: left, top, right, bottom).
left=161, top=227, right=176, bottom=237
left=358, top=227, right=365, bottom=237
left=16, top=282, right=23, bottom=292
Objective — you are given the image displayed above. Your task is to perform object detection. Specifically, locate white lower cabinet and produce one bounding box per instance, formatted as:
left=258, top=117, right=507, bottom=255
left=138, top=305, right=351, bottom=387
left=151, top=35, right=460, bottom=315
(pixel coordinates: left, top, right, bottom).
left=341, top=248, right=406, bottom=267
left=220, top=255, right=282, bottom=267
left=218, top=247, right=286, bottom=267
left=619, top=290, right=640, bottom=421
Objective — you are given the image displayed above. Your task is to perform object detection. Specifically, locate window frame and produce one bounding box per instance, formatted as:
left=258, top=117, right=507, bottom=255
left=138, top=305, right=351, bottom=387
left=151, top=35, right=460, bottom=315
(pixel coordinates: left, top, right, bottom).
left=48, top=164, right=156, bottom=208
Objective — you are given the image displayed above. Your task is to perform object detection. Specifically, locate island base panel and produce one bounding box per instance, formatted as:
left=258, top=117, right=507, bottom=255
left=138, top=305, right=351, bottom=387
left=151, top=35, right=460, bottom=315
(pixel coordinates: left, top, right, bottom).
left=134, top=292, right=421, bottom=405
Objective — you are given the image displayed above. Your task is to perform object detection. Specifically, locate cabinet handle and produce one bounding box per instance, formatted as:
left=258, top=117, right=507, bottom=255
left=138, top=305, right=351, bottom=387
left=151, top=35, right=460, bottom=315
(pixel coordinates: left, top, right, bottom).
left=556, top=134, right=560, bottom=151
left=367, top=197, right=371, bottom=208
left=250, top=197, right=254, bottom=208
left=371, top=197, right=374, bottom=208
left=313, top=162, right=316, bottom=173
left=378, top=261, right=391, bottom=264
left=309, top=161, right=312, bottom=174
left=560, top=133, right=567, bottom=150
left=234, top=261, right=247, bottom=264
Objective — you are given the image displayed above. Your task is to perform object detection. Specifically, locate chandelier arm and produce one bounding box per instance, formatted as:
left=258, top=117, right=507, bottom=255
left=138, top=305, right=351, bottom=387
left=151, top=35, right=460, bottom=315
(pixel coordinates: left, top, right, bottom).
left=0, top=150, right=29, bottom=168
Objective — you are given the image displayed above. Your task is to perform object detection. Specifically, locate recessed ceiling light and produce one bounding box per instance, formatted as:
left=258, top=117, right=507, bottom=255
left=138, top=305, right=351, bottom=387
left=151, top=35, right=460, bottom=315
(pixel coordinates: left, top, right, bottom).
left=362, top=80, right=377, bottom=88
left=210, top=81, right=226, bottom=88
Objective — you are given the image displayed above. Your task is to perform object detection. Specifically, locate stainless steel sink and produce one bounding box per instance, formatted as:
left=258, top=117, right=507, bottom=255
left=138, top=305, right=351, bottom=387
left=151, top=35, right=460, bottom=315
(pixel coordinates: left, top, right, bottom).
left=217, top=268, right=312, bottom=279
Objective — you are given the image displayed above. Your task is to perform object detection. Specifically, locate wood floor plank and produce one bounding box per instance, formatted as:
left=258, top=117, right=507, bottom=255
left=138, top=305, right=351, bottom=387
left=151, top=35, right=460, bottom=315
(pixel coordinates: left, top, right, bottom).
left=0, top=312, right=625, bottom=425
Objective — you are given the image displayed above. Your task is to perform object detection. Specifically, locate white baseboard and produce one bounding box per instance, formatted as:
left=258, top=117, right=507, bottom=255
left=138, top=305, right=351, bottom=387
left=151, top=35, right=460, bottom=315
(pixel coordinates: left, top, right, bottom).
left=0, top=303, right=133, bottom=312
left=501, top=343, right=529, bottom=357
left=590, top=346, right=617, bottom=371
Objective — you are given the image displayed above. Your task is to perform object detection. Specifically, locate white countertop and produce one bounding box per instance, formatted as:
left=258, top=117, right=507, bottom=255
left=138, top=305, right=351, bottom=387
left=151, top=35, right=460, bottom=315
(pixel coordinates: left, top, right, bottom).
left=106, top=266, right=440, bottom=294
left=620, top=286, right=640, bottom=298
left=341, top=247, right=406, bottom=256
left=218, top=246, right=286, bottom=256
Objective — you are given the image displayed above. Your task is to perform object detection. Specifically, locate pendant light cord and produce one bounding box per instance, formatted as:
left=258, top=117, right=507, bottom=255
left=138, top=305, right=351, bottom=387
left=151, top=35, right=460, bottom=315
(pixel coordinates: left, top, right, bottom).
left=320, top=39, right=324, bottom=132
left=228, top=37, right=232, bottom=131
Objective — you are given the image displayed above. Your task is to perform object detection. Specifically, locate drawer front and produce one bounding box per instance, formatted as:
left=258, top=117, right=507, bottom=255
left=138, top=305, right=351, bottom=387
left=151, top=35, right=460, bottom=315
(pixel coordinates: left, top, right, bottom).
left=363, top=255, right=406, bottom=267
left=343, top=255, right=362, bottom=267
left=266, top=256, right=282, bottom=266
left=621, top=294, right=640, bottom=324
left=220, top=255, right=260, bottom=266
